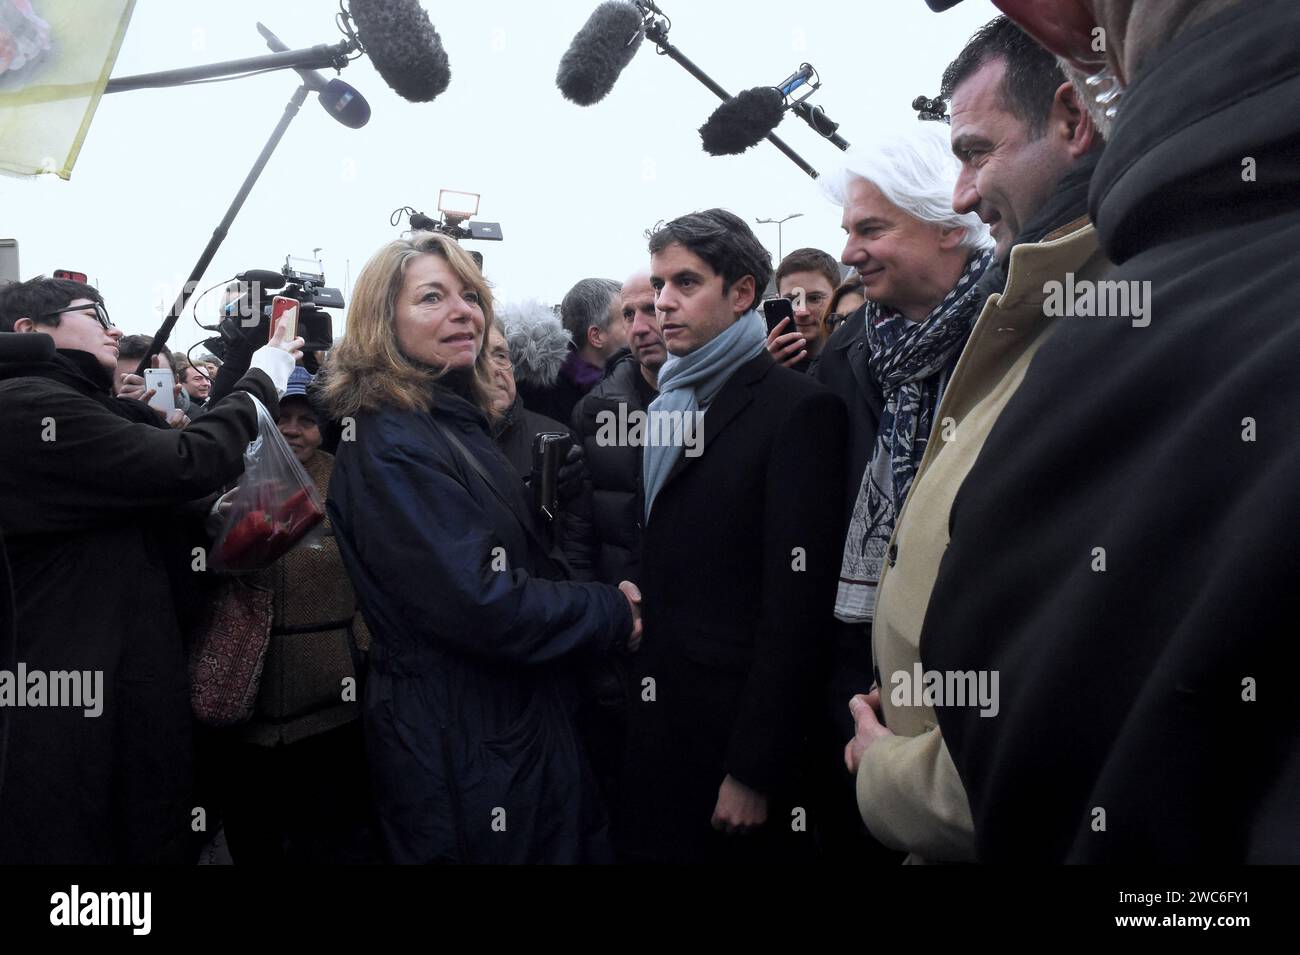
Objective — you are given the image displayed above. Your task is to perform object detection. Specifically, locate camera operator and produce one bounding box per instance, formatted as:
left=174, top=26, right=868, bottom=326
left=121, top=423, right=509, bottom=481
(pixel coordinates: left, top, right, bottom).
left=0, top=275, right=303, bottom=865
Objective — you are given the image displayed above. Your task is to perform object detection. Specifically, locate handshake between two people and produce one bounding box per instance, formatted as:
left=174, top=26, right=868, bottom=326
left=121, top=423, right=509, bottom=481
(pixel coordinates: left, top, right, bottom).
left=618, top=580, right=643, bottom=654
left=117, top=320, right=307, bottom=427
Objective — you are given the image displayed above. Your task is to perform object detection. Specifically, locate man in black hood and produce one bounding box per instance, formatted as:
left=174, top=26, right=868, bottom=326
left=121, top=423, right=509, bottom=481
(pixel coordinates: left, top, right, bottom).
left=917, top=0, right=1300, bottom=862
left=0, top=276, right=299, bottom=864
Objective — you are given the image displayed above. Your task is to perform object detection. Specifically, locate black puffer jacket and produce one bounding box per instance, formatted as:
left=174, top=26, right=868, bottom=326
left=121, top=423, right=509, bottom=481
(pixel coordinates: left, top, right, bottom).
left=570, top=352, right=654, bottom=587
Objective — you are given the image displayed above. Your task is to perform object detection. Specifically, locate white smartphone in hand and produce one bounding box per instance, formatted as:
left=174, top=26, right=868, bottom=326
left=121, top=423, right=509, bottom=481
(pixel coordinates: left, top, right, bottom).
left=144, top=367, right=176, bottom=413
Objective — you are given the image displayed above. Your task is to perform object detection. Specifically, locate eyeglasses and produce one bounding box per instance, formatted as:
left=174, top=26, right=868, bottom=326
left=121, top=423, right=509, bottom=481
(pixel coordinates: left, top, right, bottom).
left=42, top=301, right=114, bottom=331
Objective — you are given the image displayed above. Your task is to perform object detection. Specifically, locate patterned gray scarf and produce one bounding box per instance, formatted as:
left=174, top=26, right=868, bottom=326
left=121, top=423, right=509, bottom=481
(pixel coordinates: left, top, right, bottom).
left=834, top=249, right=993, bottom=623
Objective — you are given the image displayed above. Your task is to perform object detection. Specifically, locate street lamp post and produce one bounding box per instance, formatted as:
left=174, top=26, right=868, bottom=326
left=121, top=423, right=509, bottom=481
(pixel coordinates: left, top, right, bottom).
left=755, top=213, right=803, bottom=264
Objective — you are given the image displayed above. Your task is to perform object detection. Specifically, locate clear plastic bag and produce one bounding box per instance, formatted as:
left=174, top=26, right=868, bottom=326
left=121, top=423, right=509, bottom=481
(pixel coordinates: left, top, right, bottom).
left=211, top=395, right=325, bottom=573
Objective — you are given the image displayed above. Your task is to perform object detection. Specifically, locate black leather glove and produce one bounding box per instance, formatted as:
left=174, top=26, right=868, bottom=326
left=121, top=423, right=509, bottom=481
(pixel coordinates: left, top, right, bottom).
left=557, top=441, right=588, bottom=503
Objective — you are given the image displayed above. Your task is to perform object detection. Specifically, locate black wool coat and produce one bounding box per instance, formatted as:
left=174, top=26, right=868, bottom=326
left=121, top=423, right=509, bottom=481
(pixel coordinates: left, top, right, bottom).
left=813, top=304, right=882, bottom=528
left=618, top=352, right=847, bottom=862
left=812, top=307, right=884, bottom=738
left=0, top=341, right=278, bottom=864
left=922, top=0, right=1300, bottom=863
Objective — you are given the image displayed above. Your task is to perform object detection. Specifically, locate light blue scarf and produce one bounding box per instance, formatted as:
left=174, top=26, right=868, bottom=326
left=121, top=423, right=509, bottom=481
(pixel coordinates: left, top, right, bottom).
left=642, top=309, right=767, bottom=519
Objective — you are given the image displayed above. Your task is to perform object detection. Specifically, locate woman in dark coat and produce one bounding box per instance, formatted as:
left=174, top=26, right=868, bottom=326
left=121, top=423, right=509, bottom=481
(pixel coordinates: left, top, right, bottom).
left=321, top=232, right=641, bottom=864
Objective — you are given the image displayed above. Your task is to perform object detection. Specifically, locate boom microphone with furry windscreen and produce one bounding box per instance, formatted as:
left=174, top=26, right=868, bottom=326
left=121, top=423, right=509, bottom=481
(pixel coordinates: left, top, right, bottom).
left=106, top=0, right=454, bottom=373
left=348, top=0, right=451, bottom=102
left=699, top=87, right=786, bottom=155
left=556, top=2, right=820, bottom=178
left=701, top=62, right=851, bottom=157
left=556, top=1, right=646, bottom=105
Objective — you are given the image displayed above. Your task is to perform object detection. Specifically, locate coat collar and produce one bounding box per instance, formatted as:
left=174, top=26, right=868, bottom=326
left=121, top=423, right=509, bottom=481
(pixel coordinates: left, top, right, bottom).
left=823, top=301, right=873, bottom=400
left=1091, top=0, right=1300, bottom=263
left=995, top=222, right=1104, bottom=314
left=660, top=351, right=772, bottom=489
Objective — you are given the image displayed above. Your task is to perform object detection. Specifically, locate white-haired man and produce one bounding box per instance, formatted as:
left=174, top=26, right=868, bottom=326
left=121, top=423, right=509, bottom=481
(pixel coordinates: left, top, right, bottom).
left=793, top=122, right=994, bottom=860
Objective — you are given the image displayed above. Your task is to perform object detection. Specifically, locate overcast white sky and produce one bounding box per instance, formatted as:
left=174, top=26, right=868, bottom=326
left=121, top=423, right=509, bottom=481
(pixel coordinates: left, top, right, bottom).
left=2, top=0, right=998, bottom=352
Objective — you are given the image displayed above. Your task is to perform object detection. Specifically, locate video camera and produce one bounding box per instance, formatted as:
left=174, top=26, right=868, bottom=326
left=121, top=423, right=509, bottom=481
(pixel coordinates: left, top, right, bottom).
left=392, top=189, right=503, bottom=269
left=204, top=254, right=342, bottom=374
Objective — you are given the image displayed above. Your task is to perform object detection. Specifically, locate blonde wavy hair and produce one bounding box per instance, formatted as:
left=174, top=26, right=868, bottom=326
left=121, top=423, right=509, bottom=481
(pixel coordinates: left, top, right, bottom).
left=321, top=232, right=497, bottom=419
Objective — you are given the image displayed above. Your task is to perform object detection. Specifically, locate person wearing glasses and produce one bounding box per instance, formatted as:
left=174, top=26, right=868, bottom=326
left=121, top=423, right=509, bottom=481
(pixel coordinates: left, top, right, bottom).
left=824, top=276, right=866, bottom=339
left=764, top=247, right=844, bottom=376
left=0, top=275, right=303, bottom=864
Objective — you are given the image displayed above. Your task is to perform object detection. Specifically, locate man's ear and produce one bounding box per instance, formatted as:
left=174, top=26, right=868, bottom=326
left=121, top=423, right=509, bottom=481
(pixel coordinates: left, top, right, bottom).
left=586, top=323, right=605, bottom=350
left=937, top=226, right=966, bottom=252
left=12, top=317, right=36, bottom=333
left=731, top=275, right=757, bottom=316
left=1054, top=80, right=1097, bottom=157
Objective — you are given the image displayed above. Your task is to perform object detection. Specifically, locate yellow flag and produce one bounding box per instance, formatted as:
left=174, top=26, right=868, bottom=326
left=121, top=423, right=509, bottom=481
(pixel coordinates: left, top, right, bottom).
left=0, top=0, right=136, bottom=180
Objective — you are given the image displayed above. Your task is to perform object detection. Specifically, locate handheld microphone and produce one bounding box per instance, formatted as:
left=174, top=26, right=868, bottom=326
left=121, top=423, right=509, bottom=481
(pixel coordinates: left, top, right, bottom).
left=348, top=0, right=451, bottom=103
left=699, top=86, right=786, bottom=156
left=556, top=1, right=645, bottom=106
left=257, top=23, right=372, bottom=128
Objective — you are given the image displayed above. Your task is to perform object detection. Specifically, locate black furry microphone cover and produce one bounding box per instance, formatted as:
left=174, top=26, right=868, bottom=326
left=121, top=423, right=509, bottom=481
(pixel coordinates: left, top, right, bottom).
left=349, top=0, right=451, bottom=102
left=556, top=1, right=645, bottom=106
left=699, top=87, right=787, bottom=155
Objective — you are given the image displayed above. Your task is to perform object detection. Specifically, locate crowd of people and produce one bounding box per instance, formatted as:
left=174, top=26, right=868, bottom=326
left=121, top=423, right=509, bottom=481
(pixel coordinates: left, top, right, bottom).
left=0, top=0, right=1296, bottom=865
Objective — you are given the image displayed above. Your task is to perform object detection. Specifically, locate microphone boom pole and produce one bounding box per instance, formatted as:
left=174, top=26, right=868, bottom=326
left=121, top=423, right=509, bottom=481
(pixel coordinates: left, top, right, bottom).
left=104, top=42, right=355, bottom=93
left=111, top=32, right=360, bottom=373
left=134, top=81, right=313, bottom=374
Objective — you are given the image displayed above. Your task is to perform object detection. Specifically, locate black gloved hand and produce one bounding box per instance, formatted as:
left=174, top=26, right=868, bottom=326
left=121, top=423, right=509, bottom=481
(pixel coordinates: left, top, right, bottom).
left=557, top=441, right=588, bottom=502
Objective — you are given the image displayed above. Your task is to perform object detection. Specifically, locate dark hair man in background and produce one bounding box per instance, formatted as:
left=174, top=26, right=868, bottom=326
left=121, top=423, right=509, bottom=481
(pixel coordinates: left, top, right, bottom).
left=766, top=247, right=843, bottom=375
left=518, top=278, right=626, bottom=423
left=570, top=270, right=667, bottom=819
left=618, top=210, right=846, bottom=863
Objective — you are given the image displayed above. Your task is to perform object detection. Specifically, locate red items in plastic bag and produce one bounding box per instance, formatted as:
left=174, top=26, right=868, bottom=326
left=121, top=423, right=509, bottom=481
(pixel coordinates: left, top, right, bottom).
left=211, top=396, right=326, bottom=572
